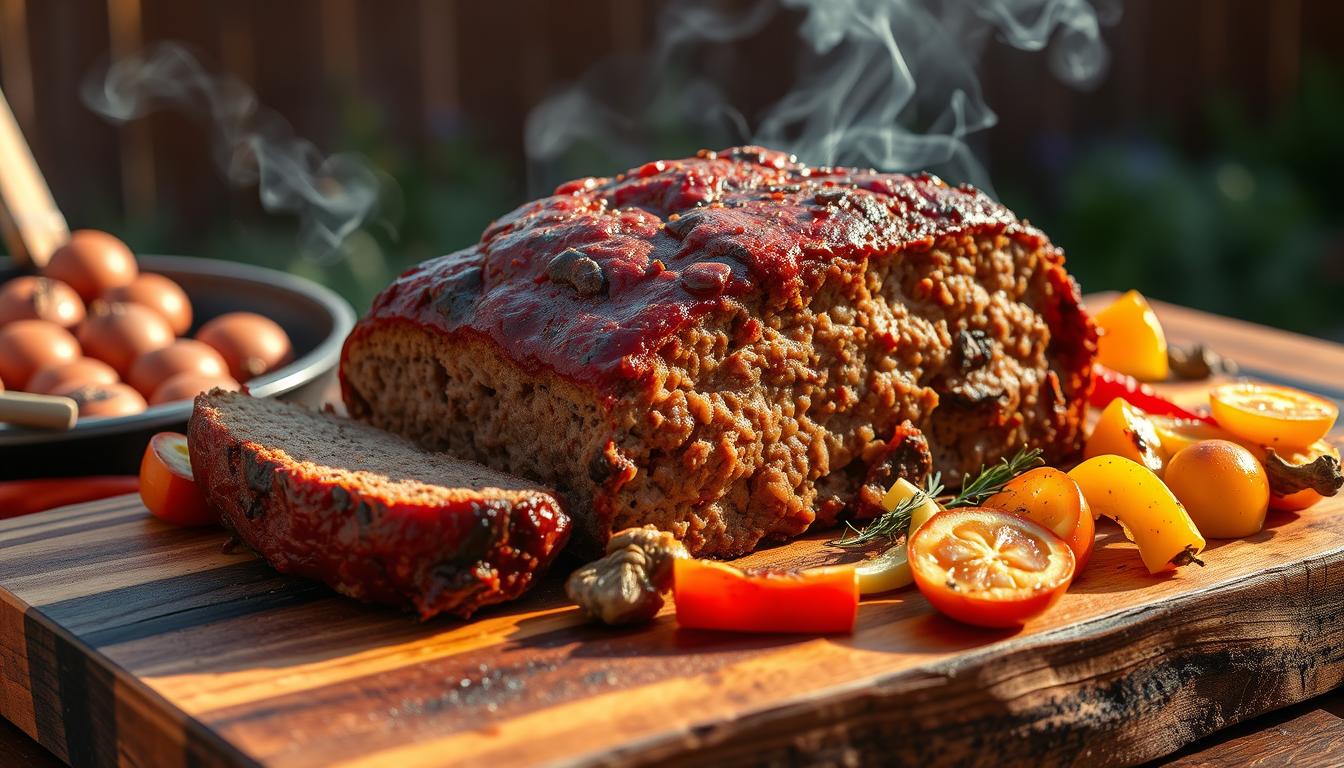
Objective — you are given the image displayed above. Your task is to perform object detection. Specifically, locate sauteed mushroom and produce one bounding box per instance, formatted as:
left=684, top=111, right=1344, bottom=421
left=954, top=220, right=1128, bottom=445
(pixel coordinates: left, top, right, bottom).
left=565, top=526, right=688, bottom=626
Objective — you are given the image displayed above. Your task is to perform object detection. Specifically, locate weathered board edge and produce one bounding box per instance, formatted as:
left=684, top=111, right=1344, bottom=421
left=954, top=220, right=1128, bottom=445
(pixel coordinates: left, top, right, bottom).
left=0, top=584, right=261, bottom=768
left=573, top=546, right=1344, bottom=768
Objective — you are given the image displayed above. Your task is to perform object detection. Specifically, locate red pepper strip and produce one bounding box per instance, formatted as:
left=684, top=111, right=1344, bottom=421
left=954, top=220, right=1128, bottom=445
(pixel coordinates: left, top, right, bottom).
left=1090, top=364, right=1215, bottom=424
left=0, top=476, right=140, bottom=520
left=673, top=558, right=859, bottom=634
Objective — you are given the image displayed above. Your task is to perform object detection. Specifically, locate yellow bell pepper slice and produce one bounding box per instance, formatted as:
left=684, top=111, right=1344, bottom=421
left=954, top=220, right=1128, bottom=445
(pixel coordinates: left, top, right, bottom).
left=1094, top=290, right=1170, bottom=381
left=1085, top=399, right=1166, bottom=474
left=1068, top=454, right=1206, bottom=574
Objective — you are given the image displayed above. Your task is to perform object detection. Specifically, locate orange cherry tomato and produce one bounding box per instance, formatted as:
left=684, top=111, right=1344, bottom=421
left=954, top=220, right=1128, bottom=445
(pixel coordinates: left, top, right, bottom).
left=139, top=432, right=217, bottom=526
left=1269, top=440, right=1341, bottom=512
left=1163, top=440, right=1270, bottom=538
left=908, top=508, right=1075, bottom=628
left=1210, top=383, right=1338, bottom=449
left=673, top=558, right=858, bottom=634
left=984, top=467, right=1095, bottom=573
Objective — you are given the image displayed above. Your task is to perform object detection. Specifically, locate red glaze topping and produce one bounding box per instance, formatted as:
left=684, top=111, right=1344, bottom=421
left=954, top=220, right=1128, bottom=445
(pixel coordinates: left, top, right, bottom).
left=353, top=147, right=1046, bottom=397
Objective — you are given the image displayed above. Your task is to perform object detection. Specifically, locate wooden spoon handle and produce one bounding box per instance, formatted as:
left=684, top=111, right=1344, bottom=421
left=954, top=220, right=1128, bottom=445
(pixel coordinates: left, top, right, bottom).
left=0, top=391, right=78, bottom=430
left=0, top=86, right=68, bottom=268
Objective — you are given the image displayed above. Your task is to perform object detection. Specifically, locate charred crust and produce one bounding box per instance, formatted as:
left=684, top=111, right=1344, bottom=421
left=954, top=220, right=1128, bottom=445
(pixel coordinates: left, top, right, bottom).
left=942, top=383, right=1005, bottom=410
left=664, top=213, right=704, bottom=239
left=954, top=329, right=994, bottom=372
left=850, top=422, right=933, bottom=519
left=588, top=441, right=637, bottom=490
left=242, top=451, right=273, bottom=494
left=546, top=248, right=607, bottom=298
left=814, top=188, right=849, bottom=206
left=432, top=265, right=483, bottom=323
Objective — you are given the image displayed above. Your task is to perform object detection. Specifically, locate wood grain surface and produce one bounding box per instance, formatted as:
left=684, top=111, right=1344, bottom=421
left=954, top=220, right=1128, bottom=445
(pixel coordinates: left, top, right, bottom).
left=2, top=299, right=1344, bottom=768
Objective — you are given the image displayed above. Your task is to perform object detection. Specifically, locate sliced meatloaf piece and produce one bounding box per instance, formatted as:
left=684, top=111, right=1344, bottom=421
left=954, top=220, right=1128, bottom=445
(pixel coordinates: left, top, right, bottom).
left=340, top=146, right=1097, bottom=558
left=188, top=390, right=571, bottom=619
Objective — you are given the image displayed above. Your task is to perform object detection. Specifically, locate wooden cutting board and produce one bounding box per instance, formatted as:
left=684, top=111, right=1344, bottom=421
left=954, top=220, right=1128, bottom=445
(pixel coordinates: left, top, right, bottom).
left=2, top=300, right=1344, bottom=768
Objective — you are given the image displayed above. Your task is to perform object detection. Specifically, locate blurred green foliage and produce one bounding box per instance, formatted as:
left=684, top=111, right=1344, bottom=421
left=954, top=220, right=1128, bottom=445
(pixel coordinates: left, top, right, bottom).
left=1001, top=63, right=1344, bottom=340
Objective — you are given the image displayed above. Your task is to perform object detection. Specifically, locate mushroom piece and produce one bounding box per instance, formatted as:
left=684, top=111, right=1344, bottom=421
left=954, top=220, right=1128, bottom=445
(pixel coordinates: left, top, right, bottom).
left=565, top=526, right=688, bottom=626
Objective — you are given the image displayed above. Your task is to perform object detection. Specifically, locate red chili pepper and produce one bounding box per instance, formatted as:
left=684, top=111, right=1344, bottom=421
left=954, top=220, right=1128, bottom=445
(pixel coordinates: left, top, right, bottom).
left=1089, top=364, right=1214, bottom=423
left=0, top=476, right=140, bottom=520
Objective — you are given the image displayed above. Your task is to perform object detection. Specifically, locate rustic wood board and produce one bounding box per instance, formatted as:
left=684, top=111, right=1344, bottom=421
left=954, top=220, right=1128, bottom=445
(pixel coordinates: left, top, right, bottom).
left=3, top=300, right=1344, bottom=768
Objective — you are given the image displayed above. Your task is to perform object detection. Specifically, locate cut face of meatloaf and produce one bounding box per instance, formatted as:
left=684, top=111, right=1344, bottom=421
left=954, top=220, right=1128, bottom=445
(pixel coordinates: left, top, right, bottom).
left=188, top=390, right=571, bottom=619
left=341, top=146, right=1096, bottom=558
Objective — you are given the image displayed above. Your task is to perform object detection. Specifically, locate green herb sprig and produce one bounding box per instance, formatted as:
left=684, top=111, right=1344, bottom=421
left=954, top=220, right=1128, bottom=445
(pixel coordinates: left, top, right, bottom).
left=831, top=447, right=1045, bottom=549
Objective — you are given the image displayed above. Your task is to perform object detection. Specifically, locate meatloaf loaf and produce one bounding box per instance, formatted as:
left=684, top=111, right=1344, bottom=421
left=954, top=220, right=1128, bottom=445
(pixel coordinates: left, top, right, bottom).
left=341, top=146, right=1096, bottom=558
left=189, top=390, right=571, bottom=618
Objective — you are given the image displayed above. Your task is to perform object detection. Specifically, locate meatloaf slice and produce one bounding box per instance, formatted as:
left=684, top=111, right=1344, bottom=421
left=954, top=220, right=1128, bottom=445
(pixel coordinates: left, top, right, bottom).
left=341, top=146, right=1096, bottom=558
left=188, top=390, right=571, bottom=619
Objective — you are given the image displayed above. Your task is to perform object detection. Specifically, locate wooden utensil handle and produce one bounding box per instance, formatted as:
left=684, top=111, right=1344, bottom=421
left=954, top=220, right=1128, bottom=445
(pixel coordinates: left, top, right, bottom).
left=0, top=391, right=78, bottom=430
left=0, top=86, right=68, bottom=268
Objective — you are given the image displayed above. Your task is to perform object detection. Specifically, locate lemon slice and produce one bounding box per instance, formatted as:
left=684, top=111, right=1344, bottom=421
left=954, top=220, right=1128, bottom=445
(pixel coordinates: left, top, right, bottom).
left=855, top=543, right=913, bottom=594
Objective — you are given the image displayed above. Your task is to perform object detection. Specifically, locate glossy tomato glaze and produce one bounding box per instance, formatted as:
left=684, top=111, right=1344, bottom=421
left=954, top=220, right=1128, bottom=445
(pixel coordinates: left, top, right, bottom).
left=344, top=147, right=1062, bottom=404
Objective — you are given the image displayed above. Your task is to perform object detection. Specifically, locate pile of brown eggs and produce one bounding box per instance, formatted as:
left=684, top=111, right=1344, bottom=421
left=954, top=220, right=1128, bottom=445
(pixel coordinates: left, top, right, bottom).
left=0, top=230, right=293, bottom=420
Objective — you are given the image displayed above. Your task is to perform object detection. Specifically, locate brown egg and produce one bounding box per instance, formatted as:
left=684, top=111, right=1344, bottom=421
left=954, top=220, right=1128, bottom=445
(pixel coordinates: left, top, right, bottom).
left=150, top=371, right=241, bottom=405
left=0, top=276, right=86, bottom=328
left=77, top=301, right=175, bottom=377
left=127, top=339, right=228, bottom=398
left=196, top=312, right=293, bottom=382
left=27, top=357, right=120, bottom=396
left=45, top=230, right=139, bottom=302
left=104, top=273, right=193, bottom=335
left=0, top=320, right=81, bottom=390
left=56, top=382, right=147, bottom=419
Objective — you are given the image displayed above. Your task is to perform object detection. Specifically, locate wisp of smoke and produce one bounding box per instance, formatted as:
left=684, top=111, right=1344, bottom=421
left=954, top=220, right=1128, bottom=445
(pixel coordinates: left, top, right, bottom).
left=82, top=43, right=396, bottom=261
left=526, top=0, right=1120, bottom=194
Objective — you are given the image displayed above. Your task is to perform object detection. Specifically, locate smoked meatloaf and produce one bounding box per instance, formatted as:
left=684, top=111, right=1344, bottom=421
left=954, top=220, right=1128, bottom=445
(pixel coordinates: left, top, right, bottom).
left=341, top=147, right=1096, bottom=558
left=188, top=390, right=572, bottom=618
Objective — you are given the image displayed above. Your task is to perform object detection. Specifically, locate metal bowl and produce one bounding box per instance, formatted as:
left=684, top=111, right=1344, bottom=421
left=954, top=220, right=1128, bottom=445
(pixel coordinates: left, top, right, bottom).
left=0, top=255, right=355, bottom=479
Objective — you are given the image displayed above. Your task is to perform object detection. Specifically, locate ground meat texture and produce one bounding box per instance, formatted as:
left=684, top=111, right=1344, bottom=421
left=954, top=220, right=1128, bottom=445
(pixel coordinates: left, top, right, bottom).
left=188, top=390, right=571, bottom=618
left=340, top=147, right=1096, bottom=558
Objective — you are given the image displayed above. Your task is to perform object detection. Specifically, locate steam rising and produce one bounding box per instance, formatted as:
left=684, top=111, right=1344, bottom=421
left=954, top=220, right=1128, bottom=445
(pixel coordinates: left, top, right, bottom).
left=527, top=0, right=1120, bottom=192
left=82, top=44, right=394, bottom=260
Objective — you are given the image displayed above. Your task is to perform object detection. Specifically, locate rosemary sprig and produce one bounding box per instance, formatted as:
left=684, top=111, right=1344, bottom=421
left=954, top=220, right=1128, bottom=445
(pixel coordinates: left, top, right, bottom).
left=830, top=447, right=1045, bottom=549
left=832, top=474, right=942, bottom=548
left=943, top=447, right=1045, bottom=508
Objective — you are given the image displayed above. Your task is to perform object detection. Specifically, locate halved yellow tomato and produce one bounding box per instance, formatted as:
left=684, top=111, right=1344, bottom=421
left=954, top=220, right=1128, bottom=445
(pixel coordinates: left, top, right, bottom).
left=984, top=467, right=1094, bottom=573
left=1150, top=415, right=1243, bottom=462
left=1210, top=383, right=1338, bottom=448
left=1085, top=399, right=1165, bottom=474
left=1068, top=454, right=1206, bottom=574
left=1093, top=290, right=1169, bottom=381
left=908, top=508, right=1075, bottom=628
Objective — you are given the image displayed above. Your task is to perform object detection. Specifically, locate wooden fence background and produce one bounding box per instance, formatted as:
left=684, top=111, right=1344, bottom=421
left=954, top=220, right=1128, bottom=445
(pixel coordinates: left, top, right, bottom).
left=0, top=0, right=1341, bottom=273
